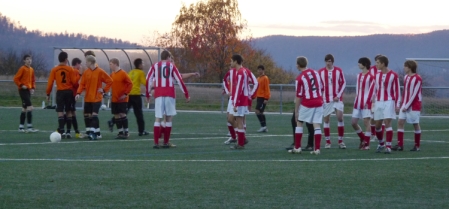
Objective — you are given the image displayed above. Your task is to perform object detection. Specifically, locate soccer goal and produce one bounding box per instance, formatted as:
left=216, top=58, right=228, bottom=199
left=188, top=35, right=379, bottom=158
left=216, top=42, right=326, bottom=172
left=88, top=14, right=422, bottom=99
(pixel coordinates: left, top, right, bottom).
left=405, top=58, right=449, bottom=115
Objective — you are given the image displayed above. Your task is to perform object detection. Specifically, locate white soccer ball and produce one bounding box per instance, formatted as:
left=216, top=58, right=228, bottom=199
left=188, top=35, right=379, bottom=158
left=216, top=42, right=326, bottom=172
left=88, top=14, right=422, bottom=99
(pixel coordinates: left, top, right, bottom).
left=50, top=132, right=61, bottom=143
left=101, top=104, right=107, bottom=110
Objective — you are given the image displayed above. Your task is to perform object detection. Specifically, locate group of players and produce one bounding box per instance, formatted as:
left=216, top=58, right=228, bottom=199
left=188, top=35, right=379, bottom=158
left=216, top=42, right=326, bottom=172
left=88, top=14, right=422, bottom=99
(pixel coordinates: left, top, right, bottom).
left=222, top=54, right=422, bottom=154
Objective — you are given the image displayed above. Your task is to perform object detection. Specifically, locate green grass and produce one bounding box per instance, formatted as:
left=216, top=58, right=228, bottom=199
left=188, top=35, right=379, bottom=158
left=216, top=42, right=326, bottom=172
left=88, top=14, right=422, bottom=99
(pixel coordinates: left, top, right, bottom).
left=0, top=108, right=448, bottom=208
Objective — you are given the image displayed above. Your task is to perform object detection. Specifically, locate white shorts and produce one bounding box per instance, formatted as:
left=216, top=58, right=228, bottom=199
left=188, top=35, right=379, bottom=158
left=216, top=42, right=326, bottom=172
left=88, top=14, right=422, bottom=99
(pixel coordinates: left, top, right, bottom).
left=352, top=109, right=372, bottom=119
left=233, top=106, right=248, bottom=117
left=373, top=100, right=396, bottom=120
left=227, top=98, right=234, bottom=114
left=298, top=105, right=323, bottom=124
left=398, top=110, right=420, bottom=124
left=323, top=101, right=344, bottom=117
left=154, top=97, right=176, bottom=118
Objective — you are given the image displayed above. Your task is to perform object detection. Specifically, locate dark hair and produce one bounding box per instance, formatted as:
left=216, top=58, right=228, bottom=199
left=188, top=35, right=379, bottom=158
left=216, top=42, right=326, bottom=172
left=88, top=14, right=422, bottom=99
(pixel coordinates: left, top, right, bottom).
left=257, top=65, right=265, bottom=70
left=374, top=54, right=383, bottom=61
left=404, top=60, right=418, bottom=73
left=358, top=57, right=371, bottom=69
left=161, top=50, right=171, bottom=60
left=23, top=54, right=31, bottom=60
left=296, top=56, right=308, bottom=68
left=58, top=52, right=68, bottom=62
left=71, top=58, right=82, bottom=66
left=231, top=54, right=243, bottom=65
left=377, top=55, right=389, bottom=67
left=324, top=54, right=334, bottom=63
left=84, top=50, right=96, bottom=57
left=134, top=58, right=143, bottom=69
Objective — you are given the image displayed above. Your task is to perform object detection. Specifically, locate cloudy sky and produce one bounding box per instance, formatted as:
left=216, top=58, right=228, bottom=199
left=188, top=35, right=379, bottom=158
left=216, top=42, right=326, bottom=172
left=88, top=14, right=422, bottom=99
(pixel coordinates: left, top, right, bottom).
left=1, top=0, right=447, bottom=44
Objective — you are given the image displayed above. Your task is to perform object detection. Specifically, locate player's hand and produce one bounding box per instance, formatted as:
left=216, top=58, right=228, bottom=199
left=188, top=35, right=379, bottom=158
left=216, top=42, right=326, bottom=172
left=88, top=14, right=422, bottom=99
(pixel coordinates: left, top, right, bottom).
left=30, top=89, right=34, bottom=94
left=395, top=107, right=400, bottom=112
left=21, top=85, right=27, bottom=89
left=75, top=94, right=80, bottom=101
left=46, top=95, right=50, bottom=101
left=186, top=97, right=190, bottom=103
left=119, top=94, right=127, bottom=101
left=263, top=100, right=268, bottom=104
left=146, top=97, right=150, bottom=103
left=194, top=72, right=200, bottom=77
left=333, top=97, right=339, bottom=102
left=97, top=88, right=104, bottom=93
left=233, top=107, right=237, bottom=112
left=402, top=108, right=407, bottom=112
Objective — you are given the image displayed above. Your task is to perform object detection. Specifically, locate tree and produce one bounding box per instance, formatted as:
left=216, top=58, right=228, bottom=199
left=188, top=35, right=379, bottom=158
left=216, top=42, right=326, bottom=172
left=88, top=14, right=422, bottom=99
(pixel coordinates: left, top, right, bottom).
left=160, top=0, right=249, bottom=82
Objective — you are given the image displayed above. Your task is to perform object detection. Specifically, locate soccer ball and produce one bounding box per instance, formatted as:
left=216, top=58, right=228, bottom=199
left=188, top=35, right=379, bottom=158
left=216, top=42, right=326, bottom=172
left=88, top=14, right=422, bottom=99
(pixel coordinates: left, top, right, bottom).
left=50, top=132, right=61, bottom=143
left=101, top=104, right=107, bottom=110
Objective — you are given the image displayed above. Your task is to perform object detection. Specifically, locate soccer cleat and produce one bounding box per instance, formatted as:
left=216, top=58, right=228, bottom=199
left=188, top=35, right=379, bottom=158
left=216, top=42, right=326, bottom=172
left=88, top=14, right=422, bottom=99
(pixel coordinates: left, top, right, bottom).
left=18, top=128, right=26, bottom=133
left=338, top=142, right=347, bottom=149
left=391, top=145, right=404, bottom=151
left=285, top=143, right=294, bottom=150
left=304, top=145, right=313, bottom=151
left=384, top=147, right=392, bottom=154
left=224, top=137, right=237, bottom=144
left=65, top=133, right=72, bottom=139
left=153, top=145, right=160, bottom=149
left=97, top=135, right=102, bottom=139
left=61, top=133, right=66, bottom=139
left=361, top=145, right=370, bottom=150
left=376, top=145, right=385, bottom=153
left=115, top=134, right=128, bottom=139
left=78, top=133, right=87, bottom=139
left=257, top=127, right=268, bottom=133
left=107, top=120, right=114, bottom=132
left=138, top=131, right=150, bottom=136
left=310, top=149, right=321, bottom=155
left=226, top=132, right=231, bottom=137
left=88, top=133, right=97, bottom=140
left=288, top=147, right=301, bottom=154
left=26, top=128, right=38, bottom=133
left=244, top=139, right=249, bottom=145
left=325, top=143, right=331, bottom=149
left=230, top=144, right=245, bottom=149
left=162, top=142, right=176, bottom=148
left=410, top=146, right=420, bottom=151
left=370, top=135, right=377, bottom=142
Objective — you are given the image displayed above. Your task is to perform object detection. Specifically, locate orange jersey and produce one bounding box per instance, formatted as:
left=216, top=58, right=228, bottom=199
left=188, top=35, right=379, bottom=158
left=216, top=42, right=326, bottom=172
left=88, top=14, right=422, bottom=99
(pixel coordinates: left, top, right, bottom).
left=110, top=69, right=133, bottom=103
left=76, top=67, right=113, bottom=103
left=255, top=75, right=271, bottom=99
left=72, top=68, right=81, bottom=96
left=46, top=65, right=77, bottom=95
left=13, top=65, right=36, bottom=90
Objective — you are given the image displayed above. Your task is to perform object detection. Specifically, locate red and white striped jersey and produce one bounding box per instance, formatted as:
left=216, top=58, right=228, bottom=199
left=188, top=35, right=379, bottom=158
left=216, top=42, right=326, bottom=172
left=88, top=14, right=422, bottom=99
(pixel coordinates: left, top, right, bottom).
left=401, top=74, right=422, bottom=111
left=374, top=70, right=401, bottom=107
left=369, top=65, right=381, bottom=77
left=145, top=61, right=189, bottom=99
left=246, top=68, right=258, bottom=98
left=232, top=67, right=250, bottom=107
left=223, top=69, right=235, bottom=95
left=353, top=72, right=375, bottom=109
left=318, top=66, right=346, bottom=103
left=296, top=69, right=324, bottom=108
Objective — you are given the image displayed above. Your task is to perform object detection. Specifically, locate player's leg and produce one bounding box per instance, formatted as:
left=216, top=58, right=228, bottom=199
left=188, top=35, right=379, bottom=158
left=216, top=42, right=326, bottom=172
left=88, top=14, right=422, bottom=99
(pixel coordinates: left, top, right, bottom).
left=362, top=116, right=372, bottom=150
left=120, top=103, right=129, bottom=138
left=161, top=97, right=176, bottom=148
left=152, top=97, right=163, bottom=148
left=394, top=118, right=406, bottom=151
left=305, top=122, right=315, bottom=150
left=82, top=103, right=92, bottom=139
left=224, top=110, right=237, bottom=144
left=89, top=102, right=102, bottom=140
left=411, top=122, right=421, bottom=151
left=286, top=111, right=296, bottom=150
left=323, top=114, right=331, bottom=148
left=288, top=119, right=303, bottom=153
left=336, top=107, right=345, bottom=148
left=23, top=89, right=37, bottom=132
left=230, top=107, right=246, bottom=149
left=351, top=114, right=364, bottom=149
left=255, top=98, right=267, bottom=132
left=311, top=106, right=323, bottom=154
left=18, top=90, right=27, bottom=132
left=383, top=101, right=396, bottom=153
left=61, top=91, right=73, bottom=138
left=132, top=96, right=147, bottom=136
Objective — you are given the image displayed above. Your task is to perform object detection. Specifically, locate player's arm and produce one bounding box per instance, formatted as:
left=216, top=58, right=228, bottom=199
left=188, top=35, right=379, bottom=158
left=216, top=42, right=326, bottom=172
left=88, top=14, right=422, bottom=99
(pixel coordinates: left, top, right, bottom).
left=145, top=66, right=155, bottom=99
left=336, top=69, right=346, bottom=100
left=264, top=77, right=271, bottom=100
left=248, top=71, right=258, bottom=99
left=394, top=75, right=401, bottom=108
left=139, top=70, right=146, bottom=87
left=365, top=77, right=375, bottom=109
left=181, top=72, right=199, bottom=79
left=101, top=71, right=113, bottom=93
left=172, top=66, right=190, bottom=100
left=402, top=78, right=422, bottom=111
left=233, top=73, right=243, bottom=107
left=223, top=71, right=230, bottom=95
left=45, top=70, right=55, bottom=97
left=294, top=80, right=302, bottom=118
left=13, top=67, right=25, bottom=88
left=123, top=73, right=133, bottom=97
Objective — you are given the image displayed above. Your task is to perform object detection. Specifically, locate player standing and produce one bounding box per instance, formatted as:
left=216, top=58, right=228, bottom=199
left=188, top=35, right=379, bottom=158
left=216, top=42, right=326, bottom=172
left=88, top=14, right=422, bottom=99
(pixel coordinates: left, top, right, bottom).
left=369, top=54, right=385, bottom=142
left=109, top=58, right=133, bottom=139
left=75, top=55, right=113, bottom=140
left=13, top=55, right=38, bottom=133
left=318, top=54, right=346, bottom=149
left=372, top=55, right=401, bottom=154
left=146, top=50, right=190, bottom=149
left=69, top=58, right=83, bottom=138
left=289, top=56, right=324, bottom=154
left=254, top=65, right=271, bottom=133
left=351, top=57, right=375, bottom=150
left=46, top=52, right=77, bottom=137
left=392, top=60, right=422, bottom=151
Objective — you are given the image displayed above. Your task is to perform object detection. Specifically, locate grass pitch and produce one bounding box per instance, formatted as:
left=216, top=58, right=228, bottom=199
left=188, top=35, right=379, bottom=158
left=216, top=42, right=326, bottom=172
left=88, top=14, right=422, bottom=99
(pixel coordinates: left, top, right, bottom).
left=0, top=108, right=448, bottom=208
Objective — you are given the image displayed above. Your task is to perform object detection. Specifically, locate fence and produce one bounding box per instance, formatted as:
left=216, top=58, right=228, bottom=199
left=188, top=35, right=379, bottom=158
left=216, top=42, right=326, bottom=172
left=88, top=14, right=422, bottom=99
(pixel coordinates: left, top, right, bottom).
left=1, top=81, right=448, bottom=115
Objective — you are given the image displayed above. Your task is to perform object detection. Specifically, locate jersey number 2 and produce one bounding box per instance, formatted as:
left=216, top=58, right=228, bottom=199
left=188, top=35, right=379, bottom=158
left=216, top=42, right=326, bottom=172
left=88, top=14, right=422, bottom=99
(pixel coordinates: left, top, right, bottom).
left=61, top=72, right=66, bottom=83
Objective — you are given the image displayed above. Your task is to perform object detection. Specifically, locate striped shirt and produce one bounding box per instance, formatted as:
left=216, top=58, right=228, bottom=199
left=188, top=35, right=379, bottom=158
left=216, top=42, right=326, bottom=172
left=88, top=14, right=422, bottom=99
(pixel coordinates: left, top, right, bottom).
left=374, top=70, right=401, bottom=107
left=354, top=72, right=375, bottom=109
left=318, top=66, right=346, bottom=103
left=296, top=69, right=324, bottom=108
left=401, top=74, right=422, bottom=111
left=145, top=61, right=189, bottom=99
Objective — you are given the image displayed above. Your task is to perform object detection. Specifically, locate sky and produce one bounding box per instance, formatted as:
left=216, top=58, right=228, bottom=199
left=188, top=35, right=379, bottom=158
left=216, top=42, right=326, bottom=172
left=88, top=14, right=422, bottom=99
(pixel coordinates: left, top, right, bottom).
left=1, top=0, right=448, bottom=44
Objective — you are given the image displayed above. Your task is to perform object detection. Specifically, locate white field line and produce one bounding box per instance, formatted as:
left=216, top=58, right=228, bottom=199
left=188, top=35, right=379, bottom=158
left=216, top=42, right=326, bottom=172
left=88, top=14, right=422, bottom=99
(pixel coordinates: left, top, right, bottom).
left=1, top=157, right=449, bottom=162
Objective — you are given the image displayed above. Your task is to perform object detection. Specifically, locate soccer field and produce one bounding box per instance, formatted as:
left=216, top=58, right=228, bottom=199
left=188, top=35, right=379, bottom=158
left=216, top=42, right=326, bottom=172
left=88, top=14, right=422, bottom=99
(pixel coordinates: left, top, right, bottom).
left=0, top=108, right=448, bottom=208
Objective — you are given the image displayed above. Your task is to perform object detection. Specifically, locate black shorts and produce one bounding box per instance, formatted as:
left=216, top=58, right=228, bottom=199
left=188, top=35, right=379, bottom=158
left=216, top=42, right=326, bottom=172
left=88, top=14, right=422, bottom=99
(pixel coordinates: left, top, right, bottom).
left=111, top=102, right=128, bottom=114
left=56, top=90, right=74, bottom=112
left=71, top=96, right=77, bottom=111
left=255, top=97, right=267, bottom=113
left=19, top=89, right=32, bottom=108
left=84, top=102, right=101, bottom=114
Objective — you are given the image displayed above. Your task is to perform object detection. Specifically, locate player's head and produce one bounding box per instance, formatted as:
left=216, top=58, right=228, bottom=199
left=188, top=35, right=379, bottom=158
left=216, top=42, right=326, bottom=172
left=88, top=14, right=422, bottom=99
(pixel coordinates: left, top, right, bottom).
left=23, top=54, right=32, bottom=65
left=257, top=65, right=265, bottom=75
left=358, top=57, right=371, bottom=70
left=324, top=54, right=334, bottom=68
left=72, top=58, right=82, bottom=67
left=85, top=55, right=96, bottom=67
left=374, top=54, right=383, bottom=61
left=376, top=55, right=389, bottom=68
left=296, top=56, right=308, bottom=69
left=58, top=52, right=68, bottom=63
left=134, top=58, right=143, bottom=69
left=161, top=50, right=172, bottom=61
left=231, top=54, right=243, bottom=67
left=109, top=58, right=120, bottom=71
left=404, top=60, right=417, bottom=74
left=84, top=50, right=96, bottom=57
